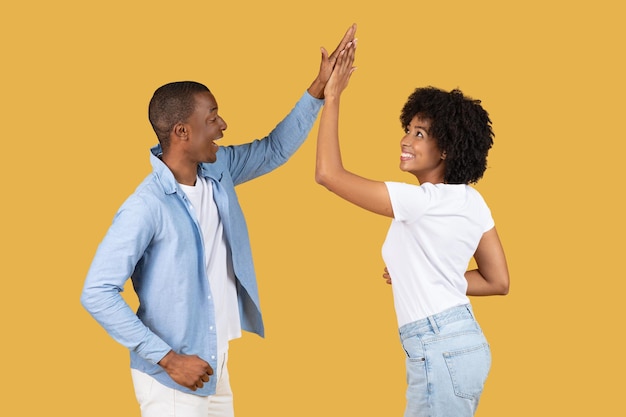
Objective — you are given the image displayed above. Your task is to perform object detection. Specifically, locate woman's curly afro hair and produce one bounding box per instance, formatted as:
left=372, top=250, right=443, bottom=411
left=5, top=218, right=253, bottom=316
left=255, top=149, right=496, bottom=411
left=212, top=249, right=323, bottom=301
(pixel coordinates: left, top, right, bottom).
left=400, top=87, right=494, bottom=184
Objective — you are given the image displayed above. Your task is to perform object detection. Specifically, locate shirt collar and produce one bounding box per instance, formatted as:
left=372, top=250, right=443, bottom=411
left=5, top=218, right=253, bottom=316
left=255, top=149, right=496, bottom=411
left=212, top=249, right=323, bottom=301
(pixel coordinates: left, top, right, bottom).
left=149, top=144, right=224, bottom=194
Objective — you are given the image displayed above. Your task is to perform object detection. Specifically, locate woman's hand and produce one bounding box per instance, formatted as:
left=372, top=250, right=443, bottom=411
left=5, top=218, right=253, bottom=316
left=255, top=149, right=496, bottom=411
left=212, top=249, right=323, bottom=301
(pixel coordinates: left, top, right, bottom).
left=323, top=39, right=357, bottom=100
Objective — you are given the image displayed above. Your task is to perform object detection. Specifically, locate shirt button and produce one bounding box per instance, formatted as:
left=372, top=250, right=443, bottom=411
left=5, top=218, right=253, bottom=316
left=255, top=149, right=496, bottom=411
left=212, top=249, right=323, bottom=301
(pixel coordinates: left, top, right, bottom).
left=211, top=355, right=216, bottom=360
left=209, top=326, right=214, bottom=331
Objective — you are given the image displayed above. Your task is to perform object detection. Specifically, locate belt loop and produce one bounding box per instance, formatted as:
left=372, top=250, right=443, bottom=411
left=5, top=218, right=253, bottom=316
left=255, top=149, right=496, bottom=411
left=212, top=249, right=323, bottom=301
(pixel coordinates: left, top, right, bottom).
left=427, top=315, right=440, bottom=334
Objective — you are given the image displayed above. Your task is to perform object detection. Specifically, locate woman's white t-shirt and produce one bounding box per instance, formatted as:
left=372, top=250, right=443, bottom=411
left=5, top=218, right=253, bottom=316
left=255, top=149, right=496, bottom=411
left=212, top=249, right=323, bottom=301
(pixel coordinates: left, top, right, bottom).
left=382, top=182, right=494, bottom=328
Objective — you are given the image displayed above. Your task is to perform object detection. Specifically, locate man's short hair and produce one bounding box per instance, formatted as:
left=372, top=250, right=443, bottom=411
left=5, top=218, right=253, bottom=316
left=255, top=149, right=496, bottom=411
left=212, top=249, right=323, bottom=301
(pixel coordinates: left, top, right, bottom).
left=148, top=81, right=211, bottom=150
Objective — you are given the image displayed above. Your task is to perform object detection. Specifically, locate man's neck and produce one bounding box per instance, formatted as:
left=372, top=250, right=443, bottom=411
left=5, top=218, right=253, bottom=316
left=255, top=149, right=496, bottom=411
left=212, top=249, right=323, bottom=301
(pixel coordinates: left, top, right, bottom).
left=161, top=153, right=198, bottom=186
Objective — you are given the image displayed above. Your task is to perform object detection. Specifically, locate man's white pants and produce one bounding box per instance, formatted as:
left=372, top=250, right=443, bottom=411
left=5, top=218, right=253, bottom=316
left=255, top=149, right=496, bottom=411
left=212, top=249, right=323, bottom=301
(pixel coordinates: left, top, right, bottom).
left=131, top=352, right=234, bottom=417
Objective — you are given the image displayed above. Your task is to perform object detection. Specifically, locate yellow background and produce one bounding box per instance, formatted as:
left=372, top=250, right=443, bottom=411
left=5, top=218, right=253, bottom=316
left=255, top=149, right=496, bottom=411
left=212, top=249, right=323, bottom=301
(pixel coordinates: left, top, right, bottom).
left=1, top=0, right=623, bottom=415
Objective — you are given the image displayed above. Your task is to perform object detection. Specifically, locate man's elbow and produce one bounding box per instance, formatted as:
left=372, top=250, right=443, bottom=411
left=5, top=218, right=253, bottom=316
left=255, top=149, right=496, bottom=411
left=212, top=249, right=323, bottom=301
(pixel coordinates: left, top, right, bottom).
left=80, top=289, right=96, bottom=312
left=80, top=284, right=111, bottom=314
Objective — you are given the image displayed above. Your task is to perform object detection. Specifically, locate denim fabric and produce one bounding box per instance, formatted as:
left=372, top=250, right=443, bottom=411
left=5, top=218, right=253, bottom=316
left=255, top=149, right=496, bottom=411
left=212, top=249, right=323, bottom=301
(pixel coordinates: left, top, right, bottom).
left=399, top=304, right=491, bottom=417
left=81, top=91, right=323, bottom=396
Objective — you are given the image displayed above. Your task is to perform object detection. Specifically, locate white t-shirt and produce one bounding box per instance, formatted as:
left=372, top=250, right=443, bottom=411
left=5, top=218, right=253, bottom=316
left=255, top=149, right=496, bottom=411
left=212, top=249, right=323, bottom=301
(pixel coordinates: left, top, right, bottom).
left=179, top=176, right=242, bottom=354
left=382, top=182, right=494, bottom=327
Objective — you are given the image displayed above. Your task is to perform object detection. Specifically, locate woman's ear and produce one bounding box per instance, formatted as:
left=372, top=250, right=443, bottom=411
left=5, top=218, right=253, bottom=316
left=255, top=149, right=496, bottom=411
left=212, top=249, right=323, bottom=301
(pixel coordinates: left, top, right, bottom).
left=441, top=151, right=447, bottom=160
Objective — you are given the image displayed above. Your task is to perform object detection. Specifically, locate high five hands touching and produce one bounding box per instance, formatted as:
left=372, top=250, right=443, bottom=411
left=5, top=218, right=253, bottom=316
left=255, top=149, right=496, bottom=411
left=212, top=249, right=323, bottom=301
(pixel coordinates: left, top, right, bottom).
left=308, top=24, right=357, bottom=99
left=324, top=38, right=357, bottom=100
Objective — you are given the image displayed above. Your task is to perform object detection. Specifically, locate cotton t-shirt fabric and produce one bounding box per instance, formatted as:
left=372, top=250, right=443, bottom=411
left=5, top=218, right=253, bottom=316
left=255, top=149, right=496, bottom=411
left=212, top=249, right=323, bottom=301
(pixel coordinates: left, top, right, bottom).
left=179, top=176, right=242, bottom=356
left=382, top=182, right=494, bottom=328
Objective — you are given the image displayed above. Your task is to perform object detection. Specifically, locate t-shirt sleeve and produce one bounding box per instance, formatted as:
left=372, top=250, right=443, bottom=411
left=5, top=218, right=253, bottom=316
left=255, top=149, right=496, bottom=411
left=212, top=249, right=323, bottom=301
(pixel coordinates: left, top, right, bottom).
left=385, top=181, right=431, bottom=222
left=475, top=191, right=495, bottom=233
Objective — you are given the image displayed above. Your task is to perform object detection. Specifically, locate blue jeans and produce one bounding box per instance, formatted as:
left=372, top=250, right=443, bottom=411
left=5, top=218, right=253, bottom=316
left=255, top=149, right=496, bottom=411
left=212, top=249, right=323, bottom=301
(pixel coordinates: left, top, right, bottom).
left=399, top=304, right=491, bottom=417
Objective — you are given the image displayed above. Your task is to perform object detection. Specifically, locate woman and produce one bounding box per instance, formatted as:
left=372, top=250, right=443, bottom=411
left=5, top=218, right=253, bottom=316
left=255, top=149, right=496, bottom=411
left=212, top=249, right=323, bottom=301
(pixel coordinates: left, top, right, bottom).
left=316, top=41, right=510, bottom=416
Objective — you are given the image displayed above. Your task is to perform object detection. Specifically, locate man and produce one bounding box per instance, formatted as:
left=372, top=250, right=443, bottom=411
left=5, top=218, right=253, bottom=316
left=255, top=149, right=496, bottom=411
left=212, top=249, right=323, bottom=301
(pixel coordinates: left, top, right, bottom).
left=81, top=25, right=357, bottom=417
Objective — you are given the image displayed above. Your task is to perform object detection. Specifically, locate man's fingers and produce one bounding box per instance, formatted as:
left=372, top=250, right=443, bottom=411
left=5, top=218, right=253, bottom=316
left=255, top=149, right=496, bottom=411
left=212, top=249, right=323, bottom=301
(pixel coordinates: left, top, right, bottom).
left=339, top=24, right=357, bottom=48
left=330, top=24, right=357, bottom=57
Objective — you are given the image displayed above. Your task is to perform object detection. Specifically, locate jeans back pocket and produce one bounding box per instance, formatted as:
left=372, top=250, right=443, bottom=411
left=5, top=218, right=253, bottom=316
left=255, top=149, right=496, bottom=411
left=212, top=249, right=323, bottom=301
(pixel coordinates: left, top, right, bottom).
left=443, top=343, right=491, bottom=399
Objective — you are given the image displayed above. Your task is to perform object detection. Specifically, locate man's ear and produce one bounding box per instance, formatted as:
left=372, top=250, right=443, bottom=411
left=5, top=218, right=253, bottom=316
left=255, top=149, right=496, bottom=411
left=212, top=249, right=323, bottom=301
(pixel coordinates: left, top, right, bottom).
left=173, top=123, right=188, bottom=141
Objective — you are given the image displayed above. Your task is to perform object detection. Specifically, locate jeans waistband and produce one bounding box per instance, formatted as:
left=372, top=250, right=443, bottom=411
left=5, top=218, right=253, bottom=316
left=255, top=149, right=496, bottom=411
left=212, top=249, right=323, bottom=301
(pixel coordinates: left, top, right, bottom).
left=399, top=304, right=475, bottom=341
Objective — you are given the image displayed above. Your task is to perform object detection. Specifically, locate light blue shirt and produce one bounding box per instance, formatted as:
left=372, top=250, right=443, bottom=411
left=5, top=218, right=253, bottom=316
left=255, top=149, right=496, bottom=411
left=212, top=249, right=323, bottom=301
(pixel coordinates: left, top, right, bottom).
left=81, top=91, right=323, bottom=396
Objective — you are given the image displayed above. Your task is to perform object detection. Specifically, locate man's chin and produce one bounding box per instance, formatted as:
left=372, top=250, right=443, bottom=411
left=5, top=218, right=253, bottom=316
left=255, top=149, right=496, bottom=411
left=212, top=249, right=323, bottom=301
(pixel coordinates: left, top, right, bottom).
left=203, top=155, right=218, bottom=164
